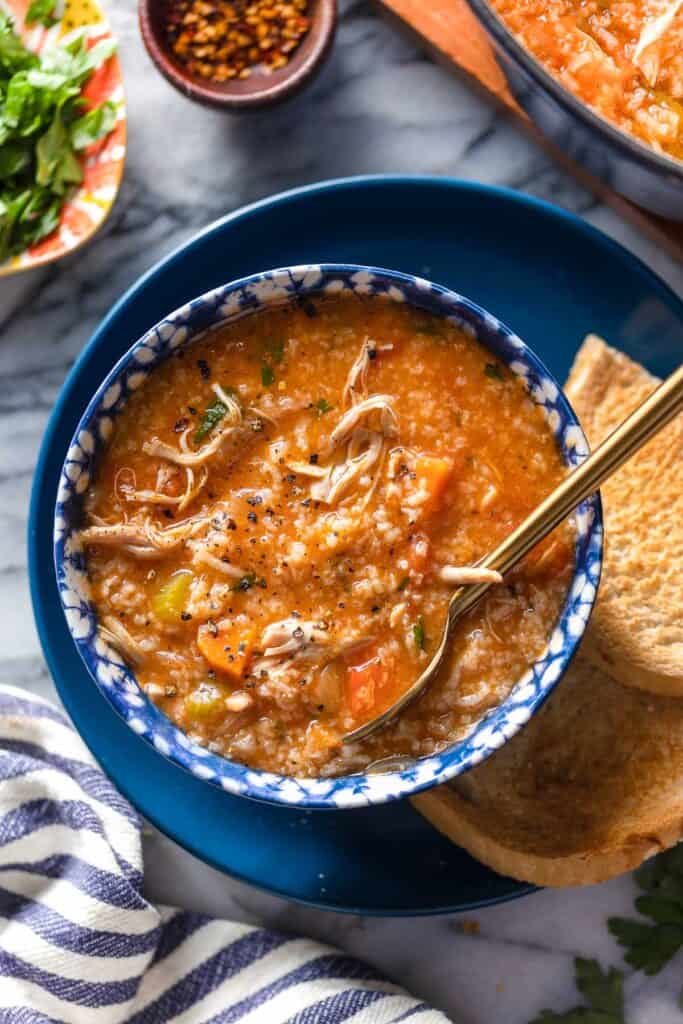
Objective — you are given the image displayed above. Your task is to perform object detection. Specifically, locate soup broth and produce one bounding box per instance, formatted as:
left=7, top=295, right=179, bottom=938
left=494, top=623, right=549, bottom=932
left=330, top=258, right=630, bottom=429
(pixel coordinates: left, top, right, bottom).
left=82, top=294, right=573, bottom=776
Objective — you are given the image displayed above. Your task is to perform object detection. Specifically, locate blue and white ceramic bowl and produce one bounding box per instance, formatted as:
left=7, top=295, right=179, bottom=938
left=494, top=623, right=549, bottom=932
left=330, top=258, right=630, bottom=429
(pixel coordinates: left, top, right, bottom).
left=54, top=264, right=603, bottom=810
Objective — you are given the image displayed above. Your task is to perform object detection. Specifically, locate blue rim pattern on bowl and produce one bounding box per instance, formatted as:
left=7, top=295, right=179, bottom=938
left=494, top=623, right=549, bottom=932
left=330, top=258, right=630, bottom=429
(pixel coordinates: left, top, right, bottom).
left=54, top=264, right=603, bottom=809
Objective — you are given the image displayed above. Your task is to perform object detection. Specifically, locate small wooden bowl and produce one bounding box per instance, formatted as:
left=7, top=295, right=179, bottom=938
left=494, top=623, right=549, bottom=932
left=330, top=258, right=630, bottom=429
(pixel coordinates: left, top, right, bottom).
left=138, top=0, right=337, bottom=111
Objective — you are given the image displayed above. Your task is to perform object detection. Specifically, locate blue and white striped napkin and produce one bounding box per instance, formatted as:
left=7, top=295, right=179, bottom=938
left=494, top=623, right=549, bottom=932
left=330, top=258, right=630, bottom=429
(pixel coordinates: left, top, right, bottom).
left=0, top=684, right=449, bottom=1023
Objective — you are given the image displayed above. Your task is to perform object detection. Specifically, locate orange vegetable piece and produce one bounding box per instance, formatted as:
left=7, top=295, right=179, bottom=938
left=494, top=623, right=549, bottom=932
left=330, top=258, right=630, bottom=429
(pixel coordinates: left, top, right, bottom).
left=197, top=621, right=255, bottom=680
left=347, top=655, right=384, bottom=716
left=414, top=453, right=453, bottom=509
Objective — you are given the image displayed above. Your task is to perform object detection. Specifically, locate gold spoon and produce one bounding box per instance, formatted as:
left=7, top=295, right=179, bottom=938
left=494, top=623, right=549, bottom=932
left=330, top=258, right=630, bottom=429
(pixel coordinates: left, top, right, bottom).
left=344, top=363, right=683, bottom=746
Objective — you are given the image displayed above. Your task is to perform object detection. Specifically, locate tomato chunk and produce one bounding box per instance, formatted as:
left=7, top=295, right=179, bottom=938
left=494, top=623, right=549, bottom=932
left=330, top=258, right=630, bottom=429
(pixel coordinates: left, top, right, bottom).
left=346, top=654, right=384, bottom=716
left=197, top=620, right=255, bottom=680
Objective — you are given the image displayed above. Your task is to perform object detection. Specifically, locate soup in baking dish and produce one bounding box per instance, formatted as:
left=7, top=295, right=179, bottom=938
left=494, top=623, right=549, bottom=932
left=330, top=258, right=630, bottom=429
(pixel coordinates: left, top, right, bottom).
left=81, top=294, right=574, bottom=777
left=492, top=0, right=683, bottom=160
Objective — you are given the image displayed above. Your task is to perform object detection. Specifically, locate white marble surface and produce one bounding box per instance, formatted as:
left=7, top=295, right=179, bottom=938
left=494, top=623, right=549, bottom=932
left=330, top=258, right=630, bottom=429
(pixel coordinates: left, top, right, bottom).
left=1, top=1, right=681, bottom=1021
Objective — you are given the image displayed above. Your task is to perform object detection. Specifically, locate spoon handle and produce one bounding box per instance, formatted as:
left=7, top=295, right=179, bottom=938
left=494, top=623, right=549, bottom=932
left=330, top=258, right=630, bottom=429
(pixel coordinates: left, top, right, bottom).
left=452, top=362, right=683, bottom=626
left=344, top=365, right=682, bottom=745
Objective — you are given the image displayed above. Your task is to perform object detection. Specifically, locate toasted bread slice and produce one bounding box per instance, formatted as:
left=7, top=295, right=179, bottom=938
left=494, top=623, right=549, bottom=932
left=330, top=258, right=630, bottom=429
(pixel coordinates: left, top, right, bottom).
left=566, top=335, right=683, bottom=696
left=412, top=652, right=683, bottom=886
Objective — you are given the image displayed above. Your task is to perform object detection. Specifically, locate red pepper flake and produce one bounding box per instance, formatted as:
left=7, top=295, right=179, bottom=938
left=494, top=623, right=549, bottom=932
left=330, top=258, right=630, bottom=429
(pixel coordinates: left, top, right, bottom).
left=164, top=0, right=311, bottom=83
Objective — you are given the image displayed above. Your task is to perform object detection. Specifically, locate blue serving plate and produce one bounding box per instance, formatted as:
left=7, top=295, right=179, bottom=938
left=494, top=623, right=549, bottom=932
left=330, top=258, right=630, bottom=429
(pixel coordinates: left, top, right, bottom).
left=30, top=176, right=683, bottom=915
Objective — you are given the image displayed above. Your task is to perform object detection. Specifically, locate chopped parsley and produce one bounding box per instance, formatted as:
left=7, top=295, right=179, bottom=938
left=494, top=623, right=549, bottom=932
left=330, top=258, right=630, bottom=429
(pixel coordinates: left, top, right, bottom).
left=0, top=15, right=117, bottom=260
left=484, top=362, right=505, bottom=381
left=194, top=399, right=226, bottom=443
left=397, top=576, right=410, bottom=592
left=315, top=397, right=332, bottom=416
left=26, top=0, right=57, bottom=27
left=261, top=364, right=275, bottom=387
left=412, top=616, right=426, bottom=652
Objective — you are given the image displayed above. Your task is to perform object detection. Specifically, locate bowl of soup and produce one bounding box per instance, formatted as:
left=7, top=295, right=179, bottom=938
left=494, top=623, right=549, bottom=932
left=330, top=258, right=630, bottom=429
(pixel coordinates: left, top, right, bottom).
left=54, top=265, right=603, bottom=808
left=467, top=0, right=683, bottom=220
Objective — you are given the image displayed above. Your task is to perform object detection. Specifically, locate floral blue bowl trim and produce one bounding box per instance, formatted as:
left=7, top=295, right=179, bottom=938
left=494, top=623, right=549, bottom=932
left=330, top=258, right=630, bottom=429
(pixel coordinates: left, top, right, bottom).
left=54, top=265, right=603, bottom=810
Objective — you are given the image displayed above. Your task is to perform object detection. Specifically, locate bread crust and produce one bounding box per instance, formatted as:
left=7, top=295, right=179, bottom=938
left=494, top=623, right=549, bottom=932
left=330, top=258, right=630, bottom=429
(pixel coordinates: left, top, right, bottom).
left=566, top=335, right=683, bottom=696
left=412, top=653, right=683, bottom=886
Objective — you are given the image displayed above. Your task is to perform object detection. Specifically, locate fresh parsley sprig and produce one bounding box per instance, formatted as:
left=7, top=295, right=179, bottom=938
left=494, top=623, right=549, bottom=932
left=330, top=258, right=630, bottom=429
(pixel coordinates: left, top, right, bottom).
left=528, top=846, right=683, bottom=1022
left=608, top=845, right=683, bottom=975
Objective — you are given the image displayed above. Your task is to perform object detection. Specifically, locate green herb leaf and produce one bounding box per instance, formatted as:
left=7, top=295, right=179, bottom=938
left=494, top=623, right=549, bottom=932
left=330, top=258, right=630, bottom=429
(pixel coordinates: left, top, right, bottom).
left=0, top=141, right=30, bottom=179
left=194, top=399, right=226, bottom=443
left=397, top=576, right=409, bottom=592
left=574, top=959, right=624, bottom=1017
left=315, top=397, right=332, bottom=416
left=26, top=0, right=57, bottom=27
left=36, top=110, right=82, bottom=192
left=261, top=364, right=275, bottom=387
left=70, top=100, right=116, bottom=150
left=0, top=13, right=36, bottom=75
left=608, top=846, right=683, bottom=974
left=484, top=362, right=505, bottom=381
left=412, top=616, right=425, bottom=652
left=231, top=572, right=256, bottom=592
left=529, top=959, right=624, bottom=1024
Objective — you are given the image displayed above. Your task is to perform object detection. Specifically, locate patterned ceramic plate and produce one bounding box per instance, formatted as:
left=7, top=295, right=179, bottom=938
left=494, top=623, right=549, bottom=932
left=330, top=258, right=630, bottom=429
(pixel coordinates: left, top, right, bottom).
left=0, top=0, right=125, bottom=277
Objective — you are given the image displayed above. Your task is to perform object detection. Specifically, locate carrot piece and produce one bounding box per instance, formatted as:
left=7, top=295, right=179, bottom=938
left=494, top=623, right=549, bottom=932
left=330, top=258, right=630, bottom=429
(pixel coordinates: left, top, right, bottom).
left=197, top=621, right=255, bottom=680
left=347, top=655, right=383, bottom=716
left=414, top=454, right=453, bottom=508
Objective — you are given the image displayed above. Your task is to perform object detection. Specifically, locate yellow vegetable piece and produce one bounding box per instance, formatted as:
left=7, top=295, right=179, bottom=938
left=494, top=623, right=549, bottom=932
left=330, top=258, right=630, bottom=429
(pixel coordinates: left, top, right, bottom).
left=197, top=621, right=256, bottom=680
left=185, top=682, right=224, bottom=721
left=152, top=570, right=193, bottom=623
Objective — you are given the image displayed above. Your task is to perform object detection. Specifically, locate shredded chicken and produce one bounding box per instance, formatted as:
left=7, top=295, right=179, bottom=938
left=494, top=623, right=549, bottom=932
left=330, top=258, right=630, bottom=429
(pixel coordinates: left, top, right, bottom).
left=79, top=520, right=193, bottom=553
left=191, top=545, right=247, bottom=579
left=99, top=615, right=147, bottom=666
left=260, top=618, right=331, bottom=658
left=325, top=394, right=398, bottom=455
left=480, top=483, right=499, bottom=511
left=285, top=459, right=329, bottom=479
left=118, top=466, right=208, bottom=512
left=211, top=382, right=240, bottom=412
left=311, top=429, right=384, bottom=505
left=248, top=405, right=279, bottom=429
left=342, top=337, right=373, bottom=407
left=633, top=0, right=683, bottom=84
left=439, top=566, right=503, bottom=586
left=143, top=390, right=243, bottom=467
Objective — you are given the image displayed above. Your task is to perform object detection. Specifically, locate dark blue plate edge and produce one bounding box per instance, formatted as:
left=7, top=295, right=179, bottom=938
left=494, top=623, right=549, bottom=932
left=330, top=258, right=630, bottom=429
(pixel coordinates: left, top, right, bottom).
left=28, top=173, right=681, bottom=916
